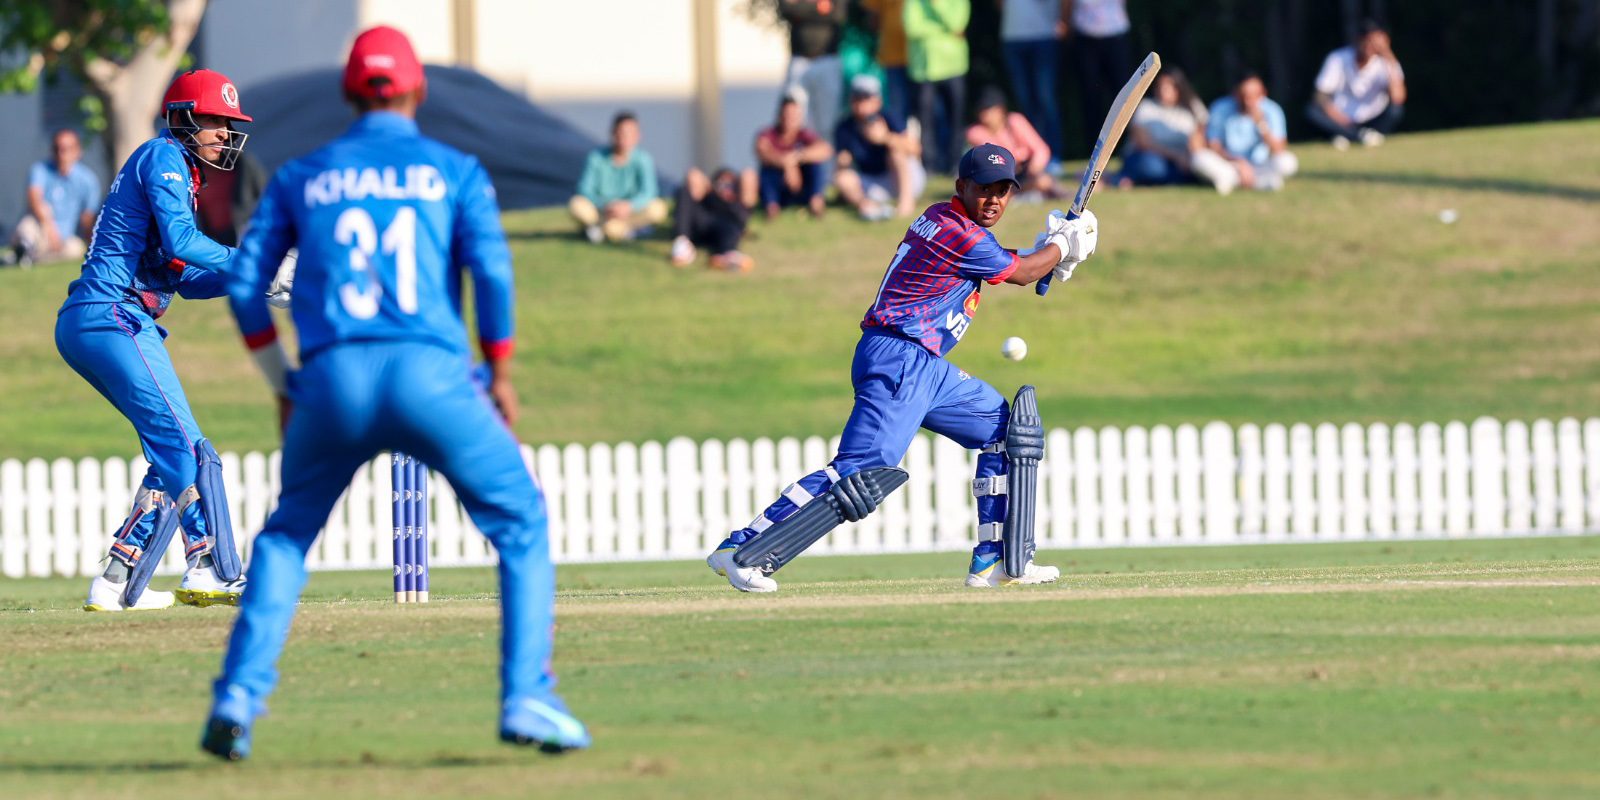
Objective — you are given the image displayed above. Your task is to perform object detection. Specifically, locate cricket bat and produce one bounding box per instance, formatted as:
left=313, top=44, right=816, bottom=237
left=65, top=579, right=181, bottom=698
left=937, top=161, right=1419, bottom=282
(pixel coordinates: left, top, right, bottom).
left=1037, top=51, right=1162, bottom=296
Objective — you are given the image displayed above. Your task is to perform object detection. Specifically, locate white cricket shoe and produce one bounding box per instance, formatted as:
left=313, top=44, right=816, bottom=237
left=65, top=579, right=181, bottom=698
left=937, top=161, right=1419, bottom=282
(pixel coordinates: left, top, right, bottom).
left=706, top=548, right=778, bottom=593
left=965, top=557, right=1061, bottom=588
left=175, top=567, right=246, bottom=607
left=83, top=576, right=175, bottom=611
left=1358, top=127, right=1386, bottom=147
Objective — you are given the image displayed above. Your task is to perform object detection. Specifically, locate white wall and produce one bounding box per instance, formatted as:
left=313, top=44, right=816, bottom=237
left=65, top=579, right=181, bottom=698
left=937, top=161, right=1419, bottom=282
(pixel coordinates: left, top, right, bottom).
left=200, top=0, right=790, bottom=181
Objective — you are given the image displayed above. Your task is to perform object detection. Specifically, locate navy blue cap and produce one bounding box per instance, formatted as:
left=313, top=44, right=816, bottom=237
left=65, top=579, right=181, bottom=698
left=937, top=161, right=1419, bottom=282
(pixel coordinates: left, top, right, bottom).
left=958, top=143, right=1019, bottom=187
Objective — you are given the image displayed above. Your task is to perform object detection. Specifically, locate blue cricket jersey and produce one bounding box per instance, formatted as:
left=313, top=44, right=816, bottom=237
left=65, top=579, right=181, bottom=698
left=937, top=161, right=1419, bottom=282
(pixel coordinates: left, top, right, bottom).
left=60, top=132, right=234, bottom=318
left=228, top=112, right=514, bottom=362
left=860, top=197, right=1019, bottom=357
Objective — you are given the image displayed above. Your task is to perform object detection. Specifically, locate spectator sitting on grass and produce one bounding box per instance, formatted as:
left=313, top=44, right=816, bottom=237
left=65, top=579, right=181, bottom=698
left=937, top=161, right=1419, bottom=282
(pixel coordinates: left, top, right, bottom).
left=7, top=129, right=101, bottom=267
left=1307, top=19, right=1406, bottom=150
left=568, top=111, right=668, bottom=243
left=756, top=91, right=833, bottom=221
left=965, top=86, right=1057, bottom=200
left=1204, top=72, right=1298, bottom=193
left=1117, top=68, right=1237, bottom=195
left=670, top=166, right=758, bottom=272
left=833, top=74, right=924, bottom=221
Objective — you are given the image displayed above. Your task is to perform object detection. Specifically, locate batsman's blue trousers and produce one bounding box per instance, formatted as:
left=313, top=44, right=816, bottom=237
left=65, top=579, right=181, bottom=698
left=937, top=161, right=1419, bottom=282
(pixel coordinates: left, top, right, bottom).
left=55, top=301, right=210, bottom=549
left=213, top=341, right=557, bottom=709
left=732, top=332, right=1010, bottom=543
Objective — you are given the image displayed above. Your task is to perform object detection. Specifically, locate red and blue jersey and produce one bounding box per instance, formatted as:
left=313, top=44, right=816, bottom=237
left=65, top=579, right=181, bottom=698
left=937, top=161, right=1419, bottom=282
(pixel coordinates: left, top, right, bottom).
left=860, top=197, right=1019, bottom=357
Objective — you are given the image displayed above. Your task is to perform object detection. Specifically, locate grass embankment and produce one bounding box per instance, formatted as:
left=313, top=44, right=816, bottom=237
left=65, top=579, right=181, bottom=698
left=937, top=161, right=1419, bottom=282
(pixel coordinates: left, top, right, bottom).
left=3, top=121, right=1597, bottom=459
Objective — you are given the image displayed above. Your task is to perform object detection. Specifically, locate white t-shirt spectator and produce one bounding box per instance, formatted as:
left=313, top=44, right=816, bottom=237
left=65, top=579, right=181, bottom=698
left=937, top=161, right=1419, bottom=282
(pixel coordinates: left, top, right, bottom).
left=1131, top=99, right=1202, bottom=153
left=1314, top=45, right=1403, bottom=124
left=1071, top=0, right=1129, bottom=38
left=1001, top=0, right=1061, bottom=42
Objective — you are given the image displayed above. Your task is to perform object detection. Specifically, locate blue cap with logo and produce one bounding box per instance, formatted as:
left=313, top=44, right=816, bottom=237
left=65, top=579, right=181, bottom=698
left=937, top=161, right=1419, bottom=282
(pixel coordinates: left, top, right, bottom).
left=958, top=143, right=1020, bottom=188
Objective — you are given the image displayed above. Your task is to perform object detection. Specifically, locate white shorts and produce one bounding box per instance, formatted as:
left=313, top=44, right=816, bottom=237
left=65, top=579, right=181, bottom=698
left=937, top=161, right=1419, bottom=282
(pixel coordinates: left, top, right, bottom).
left=859, top=157, right=927, bottom=204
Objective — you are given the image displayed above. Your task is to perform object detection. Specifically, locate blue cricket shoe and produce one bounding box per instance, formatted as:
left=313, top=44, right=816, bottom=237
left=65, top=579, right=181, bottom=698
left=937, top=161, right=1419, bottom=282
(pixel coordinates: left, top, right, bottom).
left=200, top=684, right=260, bottom=761
left=499, top=695, right=591, bottom=753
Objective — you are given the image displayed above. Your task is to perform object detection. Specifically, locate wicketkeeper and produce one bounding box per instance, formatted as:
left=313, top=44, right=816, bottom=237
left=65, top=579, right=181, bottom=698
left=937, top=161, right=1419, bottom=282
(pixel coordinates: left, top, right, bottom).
left=708, top=143, right=1097, bottom=592
left=56, top=68, right=265, bottom=612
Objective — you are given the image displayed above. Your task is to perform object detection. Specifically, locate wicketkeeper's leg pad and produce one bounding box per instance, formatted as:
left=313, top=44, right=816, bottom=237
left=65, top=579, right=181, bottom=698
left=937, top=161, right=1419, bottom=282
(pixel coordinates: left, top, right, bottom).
left=123, top=497, right=182, bottom=608
left=176, top=439, right=242, bottom=581
left=733, top=467, right=909, bottom=574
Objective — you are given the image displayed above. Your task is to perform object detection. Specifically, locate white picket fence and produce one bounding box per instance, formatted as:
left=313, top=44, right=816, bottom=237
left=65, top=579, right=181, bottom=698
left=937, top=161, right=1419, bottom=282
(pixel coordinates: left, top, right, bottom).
left=3, top=417, right=1598, bottom=580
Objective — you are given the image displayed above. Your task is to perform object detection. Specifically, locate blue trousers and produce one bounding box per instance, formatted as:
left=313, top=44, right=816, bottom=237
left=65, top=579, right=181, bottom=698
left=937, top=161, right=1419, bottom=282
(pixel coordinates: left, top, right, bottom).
left=213, top=341, right=557, bottom=709
left=732, top=334, right=1010, bottom=544
left=55, top=301, right=209, bottom=550
left=1003, top=38, right=1063, bottom=156
left=758, top=162, right=825, bottom=209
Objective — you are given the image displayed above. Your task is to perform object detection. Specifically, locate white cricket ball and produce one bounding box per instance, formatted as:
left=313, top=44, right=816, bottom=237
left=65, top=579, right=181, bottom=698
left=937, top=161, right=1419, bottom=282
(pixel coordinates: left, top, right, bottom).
left=1438, top=208, right=1458, bottom=224
left=1001, top=336, right=1028, bottom=361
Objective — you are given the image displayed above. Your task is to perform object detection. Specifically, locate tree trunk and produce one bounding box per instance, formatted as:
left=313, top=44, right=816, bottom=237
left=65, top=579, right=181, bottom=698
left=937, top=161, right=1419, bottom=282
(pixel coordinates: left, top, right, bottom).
left=79, top=0, right=209, bottom=173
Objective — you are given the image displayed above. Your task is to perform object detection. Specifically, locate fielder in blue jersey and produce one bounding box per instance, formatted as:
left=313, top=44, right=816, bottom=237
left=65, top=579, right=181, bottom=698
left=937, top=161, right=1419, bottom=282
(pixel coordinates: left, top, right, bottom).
left=57, top=69, right=265, bottom=612
left=708, top=143, right=1099, bottom=592
left=201, top=26, right=588, bottom=761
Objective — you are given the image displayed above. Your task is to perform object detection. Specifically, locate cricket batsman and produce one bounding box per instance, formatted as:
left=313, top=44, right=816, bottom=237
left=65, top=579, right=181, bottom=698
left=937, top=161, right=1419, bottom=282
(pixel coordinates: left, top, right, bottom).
left=708, top=143, right=1097, bottom=592
left=201, top=26, right=589, bottom=761
left=57, top=68, right=265, bottom=611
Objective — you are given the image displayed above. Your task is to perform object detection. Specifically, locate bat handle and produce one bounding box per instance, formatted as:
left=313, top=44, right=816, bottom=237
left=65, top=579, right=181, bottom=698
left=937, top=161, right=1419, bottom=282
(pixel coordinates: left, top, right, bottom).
left=1034, top=209, right=1083, bottom=297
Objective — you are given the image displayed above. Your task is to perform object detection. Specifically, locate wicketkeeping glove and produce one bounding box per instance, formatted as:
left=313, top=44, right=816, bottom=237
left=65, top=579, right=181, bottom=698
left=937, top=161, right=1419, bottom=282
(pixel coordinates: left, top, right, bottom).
left=266, top=250, right=297, bottom=309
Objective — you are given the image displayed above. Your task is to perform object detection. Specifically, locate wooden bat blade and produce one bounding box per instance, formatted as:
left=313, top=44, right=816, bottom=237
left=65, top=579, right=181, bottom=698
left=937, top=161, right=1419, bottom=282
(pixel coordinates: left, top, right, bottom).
left=1070, top=51, right=1162, bottom=216
left=1038, top=51, right=1161, bottom=297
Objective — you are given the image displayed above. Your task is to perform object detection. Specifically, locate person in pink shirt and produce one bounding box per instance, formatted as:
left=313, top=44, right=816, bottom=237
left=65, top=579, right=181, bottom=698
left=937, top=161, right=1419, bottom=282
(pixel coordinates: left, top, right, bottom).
left=965, top=86, right=1058, bottom=198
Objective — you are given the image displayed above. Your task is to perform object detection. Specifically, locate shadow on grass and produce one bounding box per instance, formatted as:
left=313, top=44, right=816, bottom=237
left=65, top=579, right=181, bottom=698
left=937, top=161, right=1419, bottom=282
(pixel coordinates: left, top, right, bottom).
left=0, top=752, right=525, bottom=774
left=1300, top=170, right=1600, bottom=202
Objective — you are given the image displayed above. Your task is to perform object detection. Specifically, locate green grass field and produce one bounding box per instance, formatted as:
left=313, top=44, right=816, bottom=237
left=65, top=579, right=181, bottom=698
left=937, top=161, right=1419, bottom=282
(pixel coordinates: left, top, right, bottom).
left=2, top=536, right=1598, bottom=799
left=3, top=121, right=1598, bottom=459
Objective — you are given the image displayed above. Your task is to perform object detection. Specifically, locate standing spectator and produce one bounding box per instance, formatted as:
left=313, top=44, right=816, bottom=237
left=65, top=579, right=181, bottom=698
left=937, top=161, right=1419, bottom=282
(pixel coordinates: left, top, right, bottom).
left=1307, top=19, right=1407, bottom=149
left=781, top=0, right=850, bottom=148
left=861, top=0, right=911, bottom=122
left=965, top=86, right=1057, bottom=199
left=568, top=111, right=668, bottom=243
left=670, top=166, right=758, bottom=272
left=834, top=74, right=925, bottom=220
left=904, top=0, right=971, bottom=174
left=195, top=150, right=268, bottom=247
left=1205, top=72, right=1299, bottom=192
left=756, top=93, right=834, bottom=220
left=1064, top=0, right=1131, bottom=152
left=1117, top=68, right=1238, bottom=194
left=8, top=129, right=101, bottom=267
left=998, top=0, right=1067, bottom=167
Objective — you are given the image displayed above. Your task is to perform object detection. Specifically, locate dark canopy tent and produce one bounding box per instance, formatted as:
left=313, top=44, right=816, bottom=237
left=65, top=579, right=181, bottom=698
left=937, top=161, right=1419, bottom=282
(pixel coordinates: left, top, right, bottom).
left=240, top=65, right=605, bottom=210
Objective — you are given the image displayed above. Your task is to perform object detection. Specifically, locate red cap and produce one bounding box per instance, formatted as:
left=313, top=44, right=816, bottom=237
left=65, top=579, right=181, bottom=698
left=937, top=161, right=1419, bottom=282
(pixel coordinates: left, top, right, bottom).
left=343, top=25, right=425, bottom=99
left=163, top=69, right=252, bottom=122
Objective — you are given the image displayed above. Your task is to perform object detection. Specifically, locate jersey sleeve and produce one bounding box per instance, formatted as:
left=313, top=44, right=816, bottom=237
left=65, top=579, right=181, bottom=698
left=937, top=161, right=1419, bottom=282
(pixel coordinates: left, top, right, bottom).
left=1314, top=51, right=1342, bottom=95
left=176, top=265, right=228, bottom=299
left=953, top=228, right=1019, bottom=285
left=142, top=144, right=235, bottom=270
left=226, top=171, right=297, bottom=353
left=452, top=158, right=515, bottom=361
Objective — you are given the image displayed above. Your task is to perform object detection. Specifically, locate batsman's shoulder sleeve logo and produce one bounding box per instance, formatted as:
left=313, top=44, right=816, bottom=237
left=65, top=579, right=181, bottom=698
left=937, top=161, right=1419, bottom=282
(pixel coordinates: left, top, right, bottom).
left=161, top=171, right=183, bottom=181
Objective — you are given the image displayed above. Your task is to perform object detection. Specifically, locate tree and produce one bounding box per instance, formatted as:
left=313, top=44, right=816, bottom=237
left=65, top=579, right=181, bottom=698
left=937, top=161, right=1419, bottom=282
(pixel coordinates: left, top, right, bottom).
left=0, top=0, right=210, bottom=174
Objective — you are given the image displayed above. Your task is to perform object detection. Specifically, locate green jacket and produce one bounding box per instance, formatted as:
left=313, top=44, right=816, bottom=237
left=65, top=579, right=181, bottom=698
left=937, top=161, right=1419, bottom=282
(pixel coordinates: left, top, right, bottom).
left=902, top=0, right=969, bottom=83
